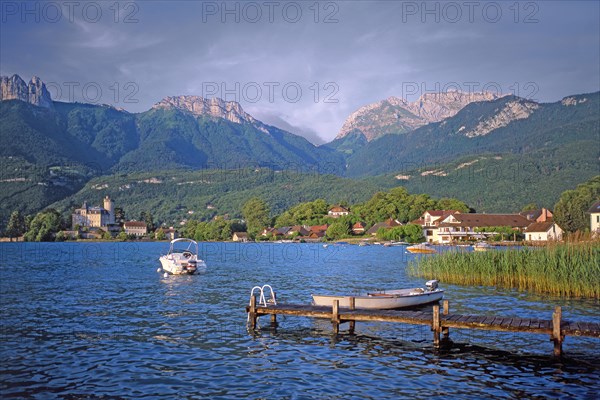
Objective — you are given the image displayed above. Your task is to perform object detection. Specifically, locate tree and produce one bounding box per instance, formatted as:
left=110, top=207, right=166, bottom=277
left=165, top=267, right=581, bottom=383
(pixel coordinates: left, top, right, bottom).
left=403, top=224, right=425, bottom=243
left=436, top=198, right=470, bottom=213
left=242, top=197, right=270, bottom=238
left=24, top=209, right=63, bottom=242
left=155, top=228, right=166, bottom=240
left=140, top=211, right=155, bottom=232
left=326, top=219, right=351, bottom=240
left=117, top=231, right=128, bottom=241
left=5, top=210, right=26, bottom=240
left=554, top=176, right=600, bottom=233
left=275, top=199, right=328, bottom=227
left=114, top=207, right=125, bottom=224
left=102, top=230, right=113, bottom=240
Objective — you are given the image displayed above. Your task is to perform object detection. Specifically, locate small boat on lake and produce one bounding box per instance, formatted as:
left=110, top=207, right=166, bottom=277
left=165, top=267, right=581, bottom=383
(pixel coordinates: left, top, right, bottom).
left=159, top=238, right=206, bottom=275
left=473, top=242, right=494, bottom=252
left=311, top=280, right=444, bottom=310
left=406, top=243, right=437, bottom=254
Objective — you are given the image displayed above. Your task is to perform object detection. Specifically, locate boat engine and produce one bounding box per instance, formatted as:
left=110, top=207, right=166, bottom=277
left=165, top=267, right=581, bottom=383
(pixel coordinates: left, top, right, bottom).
left=426, top=280, right=439, bottom=291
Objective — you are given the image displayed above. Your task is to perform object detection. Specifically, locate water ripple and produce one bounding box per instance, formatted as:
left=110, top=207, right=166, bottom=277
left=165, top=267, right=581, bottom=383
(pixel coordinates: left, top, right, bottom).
left=1, top=242, right=598, bottom=399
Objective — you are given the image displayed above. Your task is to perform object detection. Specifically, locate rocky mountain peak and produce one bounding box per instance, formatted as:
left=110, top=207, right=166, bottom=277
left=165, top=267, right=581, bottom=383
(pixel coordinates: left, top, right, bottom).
left=152, top=95, right=258, bottom=125
left=336, top=90, right=503, bottom=142
left=460, top=98, right=539, bottom=138
left=0, top=74, right=53, bottom=109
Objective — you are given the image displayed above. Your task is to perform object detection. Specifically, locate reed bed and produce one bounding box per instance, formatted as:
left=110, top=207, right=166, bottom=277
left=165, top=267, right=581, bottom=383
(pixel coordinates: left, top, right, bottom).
left=408, top=241, right=600, bottom=298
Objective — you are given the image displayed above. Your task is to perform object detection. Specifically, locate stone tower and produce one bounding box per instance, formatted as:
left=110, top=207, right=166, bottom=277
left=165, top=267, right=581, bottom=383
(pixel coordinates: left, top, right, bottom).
left=104, top=195, right=115, bottom=224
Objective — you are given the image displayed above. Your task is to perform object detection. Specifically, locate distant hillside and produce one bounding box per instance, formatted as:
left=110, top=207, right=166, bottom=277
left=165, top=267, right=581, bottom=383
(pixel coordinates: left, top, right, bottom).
left=49, top=169, right=397, bottom=225
left=391, top=145, right=599, bottom=212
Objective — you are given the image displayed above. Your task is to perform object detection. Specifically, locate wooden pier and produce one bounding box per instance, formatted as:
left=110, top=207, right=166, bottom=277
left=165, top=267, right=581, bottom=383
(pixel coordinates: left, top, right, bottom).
left=246, top=297, right=600, bottom=356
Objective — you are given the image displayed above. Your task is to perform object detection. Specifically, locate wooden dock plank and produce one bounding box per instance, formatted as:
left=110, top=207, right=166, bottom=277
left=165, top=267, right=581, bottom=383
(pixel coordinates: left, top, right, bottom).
left=246, top=303, right=600, bottom=342
left=444, top=314, right=463, bottom=322
left=509, top=318, right=522, bottom=328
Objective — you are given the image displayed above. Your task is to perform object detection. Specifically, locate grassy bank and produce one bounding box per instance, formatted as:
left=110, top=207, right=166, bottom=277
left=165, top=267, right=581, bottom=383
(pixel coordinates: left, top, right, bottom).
left=408, top=241, right=600, bottom=298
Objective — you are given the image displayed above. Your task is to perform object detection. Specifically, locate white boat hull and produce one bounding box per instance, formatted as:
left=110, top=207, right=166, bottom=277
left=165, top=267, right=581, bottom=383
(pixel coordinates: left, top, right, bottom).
left=159, top=256, right=205, bottom=275
left=159, top=238, right=207, bottom=276
left=312, top=289, right=444, bottom=310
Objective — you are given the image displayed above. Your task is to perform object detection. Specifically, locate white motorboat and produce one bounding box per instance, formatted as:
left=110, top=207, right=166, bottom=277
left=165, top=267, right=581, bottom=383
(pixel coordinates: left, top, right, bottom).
left=311, top=280, right=444, bottom=310
left=406, top=243, right=437, bottom=254
left=473, top=242, right=494, bottom=252
left=159, top=238, right=206, bottom=275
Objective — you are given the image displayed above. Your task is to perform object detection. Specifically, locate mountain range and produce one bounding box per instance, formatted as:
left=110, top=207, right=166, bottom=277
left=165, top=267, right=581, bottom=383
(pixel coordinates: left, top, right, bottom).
left=334, top=91, right=502, bottom=143
left=1, top=73, right=598, bottom=226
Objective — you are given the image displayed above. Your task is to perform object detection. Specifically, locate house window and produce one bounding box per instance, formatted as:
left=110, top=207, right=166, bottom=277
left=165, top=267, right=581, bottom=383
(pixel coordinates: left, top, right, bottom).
left=597, top=215, right=599, bottom=223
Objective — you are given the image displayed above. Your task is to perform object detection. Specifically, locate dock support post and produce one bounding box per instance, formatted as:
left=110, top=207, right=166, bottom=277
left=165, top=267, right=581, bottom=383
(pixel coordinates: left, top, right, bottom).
left=332, top=300, right=340, bottom=334
left=248, top=295, right=257, bottom=330
left=442, top=300, right=449, bottom=340
left=270, top=314, right=277, bottom=326
left=552, top=306, right=563, bottom=357
left=433, top=304, right=441, bottom=347
left=349, top=297, right=356, bottom=334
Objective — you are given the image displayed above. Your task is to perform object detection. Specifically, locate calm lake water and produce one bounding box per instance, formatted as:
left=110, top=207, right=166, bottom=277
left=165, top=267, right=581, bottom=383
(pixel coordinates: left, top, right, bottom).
left=1, top=242, right=598, bottom=399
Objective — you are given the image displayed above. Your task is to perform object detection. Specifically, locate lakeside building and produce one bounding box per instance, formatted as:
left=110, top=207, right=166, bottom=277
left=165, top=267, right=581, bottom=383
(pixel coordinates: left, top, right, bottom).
left=589, top=201, right=600, bottom=236
left=520, top=208, right=553, bottom=223
left=436, top=213, right=531, bottom=243
left=414, top=208, right=565, bottom=244
left=232, top=232, right=249, bottom=242
left=412, top=210, right=461, bottom=243
left=366, top=218, right=402, bottom=236
left=328, top=206, right=349, bottom=218
left=72, top=196, right=115, bottom=229
left=525, top=221, right=564, bottom=241
left=124, top=221, right=147, bottom=237
left=352, top=222, right=366, bottom=235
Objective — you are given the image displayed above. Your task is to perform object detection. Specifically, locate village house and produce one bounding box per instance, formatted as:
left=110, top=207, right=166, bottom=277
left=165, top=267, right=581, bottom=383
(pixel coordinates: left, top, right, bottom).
left=72, top=196, right=115, bottom=229
left=288, top=225, right=311, bottom=237
left=307, top=224, right=329, bottom=240
left=352, top=221, right=366, bottom=235
left=124, top=221, right=148, bottom=237
left=232, top=232, right=249, bottom=242
left=413, top=210, right=461, bottom=243
left=260, top=224, right=329, bottom=241
left=589, top=200, right=600, bottom=236
left=328, top=206, right=349, bottom=218
left=366, top=218, right=402, bottom=236
left=520, top=208, right=553, bottom=223
left=525, top=221, right=564, bottom=242
left=161, top=227, right=179, bottom=240
left=435, top=213, right=531, bottom=244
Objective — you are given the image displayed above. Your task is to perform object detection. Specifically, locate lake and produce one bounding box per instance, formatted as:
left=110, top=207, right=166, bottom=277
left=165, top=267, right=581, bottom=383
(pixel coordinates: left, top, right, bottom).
left=1, top=242, right=598, bottom=398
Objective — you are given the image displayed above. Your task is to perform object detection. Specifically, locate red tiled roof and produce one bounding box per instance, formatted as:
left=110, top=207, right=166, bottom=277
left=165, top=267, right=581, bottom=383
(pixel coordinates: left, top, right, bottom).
left=310, top=224, right=329, bottom=232
left=124, top=221, right=147, bottom=228
left=526, top=221, right=558, bottom=233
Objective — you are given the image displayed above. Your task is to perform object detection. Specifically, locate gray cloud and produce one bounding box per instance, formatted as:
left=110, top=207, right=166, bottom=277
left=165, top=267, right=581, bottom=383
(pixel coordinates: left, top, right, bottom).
left=1, top=0, right=598, bottom=143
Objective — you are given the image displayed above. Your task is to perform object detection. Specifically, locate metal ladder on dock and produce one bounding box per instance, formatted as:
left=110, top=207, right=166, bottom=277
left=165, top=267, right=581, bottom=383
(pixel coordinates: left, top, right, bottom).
left=247, top=285, right=277, bottom=326
left=249, top=284, right=277, bottom=307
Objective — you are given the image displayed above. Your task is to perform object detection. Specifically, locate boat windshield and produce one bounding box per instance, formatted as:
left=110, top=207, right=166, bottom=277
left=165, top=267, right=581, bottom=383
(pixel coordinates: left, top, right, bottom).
left=168, top=239, right=198, bottom=255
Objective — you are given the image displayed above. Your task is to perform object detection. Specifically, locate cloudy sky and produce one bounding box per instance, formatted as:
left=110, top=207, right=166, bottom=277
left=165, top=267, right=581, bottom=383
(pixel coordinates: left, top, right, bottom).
left=1, top=1, right=599, bottom=143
